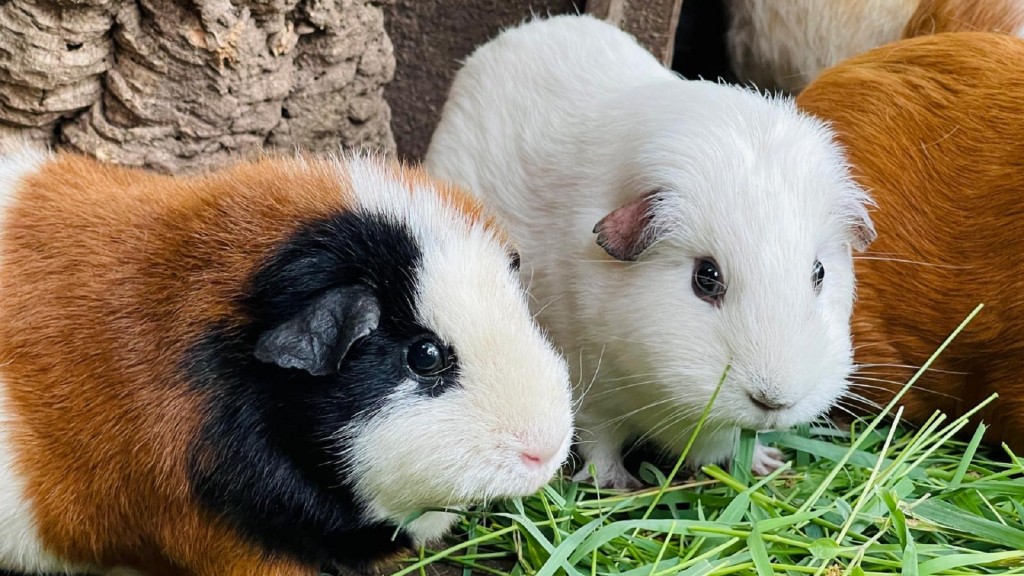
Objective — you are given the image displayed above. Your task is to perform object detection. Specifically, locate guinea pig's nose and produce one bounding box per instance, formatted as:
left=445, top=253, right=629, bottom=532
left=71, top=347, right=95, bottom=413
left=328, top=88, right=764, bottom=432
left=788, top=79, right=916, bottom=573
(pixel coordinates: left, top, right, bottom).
left=520, top=451, right=544, bottom=467
left=748, top=391, right=793, bottom=411
left=519, top=448, right=558, bottom=469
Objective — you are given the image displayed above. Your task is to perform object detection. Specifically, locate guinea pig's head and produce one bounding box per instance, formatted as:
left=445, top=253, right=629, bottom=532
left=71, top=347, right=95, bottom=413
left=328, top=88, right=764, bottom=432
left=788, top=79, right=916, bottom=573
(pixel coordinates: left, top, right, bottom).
left=594, top=82, right=874, bottom=434
left=249, top=157, right=573, bottom=543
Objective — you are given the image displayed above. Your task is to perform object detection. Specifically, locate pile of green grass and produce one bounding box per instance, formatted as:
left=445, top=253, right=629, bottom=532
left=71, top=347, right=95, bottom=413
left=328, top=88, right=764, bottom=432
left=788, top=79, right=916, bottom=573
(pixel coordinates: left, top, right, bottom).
left=397, top=305, right=1024, bottom=576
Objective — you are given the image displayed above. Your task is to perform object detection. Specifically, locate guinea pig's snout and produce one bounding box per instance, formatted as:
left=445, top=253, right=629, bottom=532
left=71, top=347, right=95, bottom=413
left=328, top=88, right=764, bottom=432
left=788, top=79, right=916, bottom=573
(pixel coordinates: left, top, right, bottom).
left=510, top=429, right=571, bottom=479
left=519, top=445, right=561, bottom=469
left=747, top=390, right=794, bottom=412
left=745, top=375, right=795, bottom=413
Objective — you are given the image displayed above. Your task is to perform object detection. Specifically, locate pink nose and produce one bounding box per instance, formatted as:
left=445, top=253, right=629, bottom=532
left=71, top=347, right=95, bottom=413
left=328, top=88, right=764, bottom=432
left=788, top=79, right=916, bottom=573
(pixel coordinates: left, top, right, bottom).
left=520, top=451, right=547, bottom=468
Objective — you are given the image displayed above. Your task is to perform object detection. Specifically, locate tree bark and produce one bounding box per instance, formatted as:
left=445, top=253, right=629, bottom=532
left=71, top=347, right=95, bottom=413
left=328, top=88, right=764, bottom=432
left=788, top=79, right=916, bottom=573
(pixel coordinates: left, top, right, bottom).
left=0, top=0, right=395, bottom=174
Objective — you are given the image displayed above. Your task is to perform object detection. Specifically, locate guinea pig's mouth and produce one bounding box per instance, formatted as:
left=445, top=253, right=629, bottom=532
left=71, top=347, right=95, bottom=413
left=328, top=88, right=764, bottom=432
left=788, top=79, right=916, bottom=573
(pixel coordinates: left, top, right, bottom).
left=492, top=431, right=573, bottom=499
left=734, top=397, right=829, bottom=432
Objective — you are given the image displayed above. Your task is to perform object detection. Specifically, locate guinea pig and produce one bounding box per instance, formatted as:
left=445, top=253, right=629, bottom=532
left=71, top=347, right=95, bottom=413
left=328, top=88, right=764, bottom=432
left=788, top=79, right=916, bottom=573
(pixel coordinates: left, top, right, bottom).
left=796, top=32, right=1024, bottom=453
left=424, top=14, right=875, bottom=489
left=0, top=148, right=574, bottom=575
left=725, top=0, right=1024, bottom=94
left=725, top=0, right=919, bottom=93
left=903, top=0, right=1024, bottom=39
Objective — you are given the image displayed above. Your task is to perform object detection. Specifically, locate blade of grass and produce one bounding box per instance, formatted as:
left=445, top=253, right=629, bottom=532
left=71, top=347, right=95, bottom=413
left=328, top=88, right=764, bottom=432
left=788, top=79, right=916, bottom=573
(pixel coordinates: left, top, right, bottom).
left=641, top=365, right=731, bottom=520
left=747, top=528, right=773, bottom=576
left=797, top=304, right=983, bottom=516
left=947, top=423, right=987, bottom=491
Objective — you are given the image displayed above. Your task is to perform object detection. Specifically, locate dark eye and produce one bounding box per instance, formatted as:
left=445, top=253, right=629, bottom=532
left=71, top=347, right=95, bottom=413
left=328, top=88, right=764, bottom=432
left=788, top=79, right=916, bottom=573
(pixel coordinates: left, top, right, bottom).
left=812, top=260, right=825, bottom=293
left=406, top=339, right=451, bottom=377
left=509, top=250, right=521, bottom=271
left=692, top=258, right=726, bottom=304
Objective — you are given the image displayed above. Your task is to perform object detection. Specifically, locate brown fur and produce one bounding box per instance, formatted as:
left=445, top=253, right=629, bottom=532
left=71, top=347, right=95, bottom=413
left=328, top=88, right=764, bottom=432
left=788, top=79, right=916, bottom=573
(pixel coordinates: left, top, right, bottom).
left=0, top=152, right=488, bottom=575
left=904, top=0, right=1024, bottom=38
left=386, top=160, right=509, bottom=244
left=797, top=32, right=1024, bottom=452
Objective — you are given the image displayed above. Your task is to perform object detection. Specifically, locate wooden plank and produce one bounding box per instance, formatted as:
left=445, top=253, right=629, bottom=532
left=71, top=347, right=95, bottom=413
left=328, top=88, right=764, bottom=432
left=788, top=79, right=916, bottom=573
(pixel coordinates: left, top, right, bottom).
left=586, top=0, right=685, bottom=67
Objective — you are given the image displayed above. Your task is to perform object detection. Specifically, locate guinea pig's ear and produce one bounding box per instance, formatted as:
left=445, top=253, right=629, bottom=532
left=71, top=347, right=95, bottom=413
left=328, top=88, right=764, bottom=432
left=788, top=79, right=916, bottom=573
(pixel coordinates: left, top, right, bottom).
left=593, top=191, right=660, bottom=261
left=254, top=285, right=380, bottom=376
left=850, top=207, right=877, bottom=252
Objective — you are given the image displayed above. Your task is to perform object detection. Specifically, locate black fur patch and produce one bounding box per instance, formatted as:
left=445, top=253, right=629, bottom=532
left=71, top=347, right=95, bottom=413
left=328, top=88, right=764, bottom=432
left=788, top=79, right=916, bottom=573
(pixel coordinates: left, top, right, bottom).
left=185, top=211, right=461, bottom=569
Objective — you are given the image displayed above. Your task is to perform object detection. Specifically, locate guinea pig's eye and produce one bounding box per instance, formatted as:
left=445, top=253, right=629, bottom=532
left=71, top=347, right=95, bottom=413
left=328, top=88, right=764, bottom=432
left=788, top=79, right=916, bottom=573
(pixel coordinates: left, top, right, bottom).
left=406, top=338, right=452, bottom=377
left=812, top=259, right=825, bottom=294
left=692, top=258, right=726, bottom=304
left=509, top=250, right=521, bottom=271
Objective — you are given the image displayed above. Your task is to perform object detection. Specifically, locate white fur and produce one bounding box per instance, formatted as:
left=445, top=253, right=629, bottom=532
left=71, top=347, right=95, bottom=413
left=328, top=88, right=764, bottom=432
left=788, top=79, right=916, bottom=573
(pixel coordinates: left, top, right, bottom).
left=0, top=384, right=90, bottom=575
left=425, top=15, right=872, bottom=488
left=725, top=0, right=919, bottom=93
left=335, top=156, right=574, bottom=542
left=0, top=148, right=89, bottom=574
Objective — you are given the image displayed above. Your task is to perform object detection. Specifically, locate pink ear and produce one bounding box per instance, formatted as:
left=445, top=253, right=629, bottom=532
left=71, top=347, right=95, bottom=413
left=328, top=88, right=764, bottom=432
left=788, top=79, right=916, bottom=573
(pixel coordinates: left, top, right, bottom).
left=593, top=192, right=657, bottom=261
left=852, top=216, right=877, bottom=252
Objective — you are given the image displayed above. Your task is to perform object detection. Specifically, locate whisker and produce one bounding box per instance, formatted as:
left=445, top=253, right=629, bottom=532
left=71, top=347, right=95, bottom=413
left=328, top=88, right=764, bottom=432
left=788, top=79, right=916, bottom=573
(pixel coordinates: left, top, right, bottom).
left=856, top=362, right=968, bottom=375
left=531, top=293, right=564, bottom=320
left=627, top=405, right=708, bottom=455
left=585, top=379, right=664, bottom=397
left=573, top=346, right=607, bottom=407
left=604, top=397, right=678, bottom=427
left=599, top=372, right=662, bottom=382
left=847, top=379, right=961, bottom=401
left=853, top=255, right=963, bottom=269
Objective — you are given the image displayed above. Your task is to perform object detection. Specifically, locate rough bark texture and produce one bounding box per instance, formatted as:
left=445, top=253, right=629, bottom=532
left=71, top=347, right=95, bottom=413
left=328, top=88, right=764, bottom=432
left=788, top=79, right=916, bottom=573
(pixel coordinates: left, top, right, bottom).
left=0, top=0, right=395, bottom=173
left=2, top=0, right=685, bottom=169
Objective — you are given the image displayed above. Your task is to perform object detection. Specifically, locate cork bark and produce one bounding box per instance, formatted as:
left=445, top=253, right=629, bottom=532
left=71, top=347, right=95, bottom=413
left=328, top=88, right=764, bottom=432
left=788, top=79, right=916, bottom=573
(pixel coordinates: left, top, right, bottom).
left=0, top=0, right=396, bottom=173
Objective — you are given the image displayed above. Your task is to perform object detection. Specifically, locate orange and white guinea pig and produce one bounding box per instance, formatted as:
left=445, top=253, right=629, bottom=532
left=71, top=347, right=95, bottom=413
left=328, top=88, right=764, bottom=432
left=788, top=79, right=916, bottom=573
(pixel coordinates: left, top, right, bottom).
left=725, top=0, right=1024, bottom=93
left=796, top=32, right=1024, bottom=451
left=0, top=149, right=573, bottom=575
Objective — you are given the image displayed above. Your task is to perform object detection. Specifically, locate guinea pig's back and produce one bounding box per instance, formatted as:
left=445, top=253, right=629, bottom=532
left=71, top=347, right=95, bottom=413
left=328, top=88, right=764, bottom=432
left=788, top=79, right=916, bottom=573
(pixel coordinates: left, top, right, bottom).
left=903, top=0, right=1024, bottom=39
left=797, top=32, right=1024, bottom=442
left=725, top=0, right=919, bottom=93
left=0, top=148, right=85, bottom=573
left=425, top=15, right=672, bottom=221
left=425, top=15, right=678, bottom=338
left=0, top=152, right=348, bottom=570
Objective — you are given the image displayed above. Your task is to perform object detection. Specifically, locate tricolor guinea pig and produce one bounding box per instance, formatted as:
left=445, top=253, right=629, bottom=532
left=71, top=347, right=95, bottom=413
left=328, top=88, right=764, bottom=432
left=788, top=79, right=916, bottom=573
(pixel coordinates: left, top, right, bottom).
left=796, top=32, right=1024, bottom=452
left=424, top=15, right=874, bottom=489
left=725, top=0, right=1024, bottom=93
left=0, top=148, right=573, bottom=575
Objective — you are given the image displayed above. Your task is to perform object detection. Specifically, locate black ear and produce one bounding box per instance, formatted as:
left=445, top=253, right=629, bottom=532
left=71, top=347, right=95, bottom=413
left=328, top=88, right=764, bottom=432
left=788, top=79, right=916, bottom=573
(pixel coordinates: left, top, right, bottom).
left=254, top=285, right=380, bottom=376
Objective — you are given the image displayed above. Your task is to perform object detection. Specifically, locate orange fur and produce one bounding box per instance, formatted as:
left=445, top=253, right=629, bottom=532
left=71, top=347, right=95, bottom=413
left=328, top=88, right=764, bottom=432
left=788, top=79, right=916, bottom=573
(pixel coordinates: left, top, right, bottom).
left=904, top=0, right=1024, bottom=38
left=385, top=160, right=509, bottom=244
left=0, top=152, right=490, bottom=575
left=797, top=32, right=1024, bottom=451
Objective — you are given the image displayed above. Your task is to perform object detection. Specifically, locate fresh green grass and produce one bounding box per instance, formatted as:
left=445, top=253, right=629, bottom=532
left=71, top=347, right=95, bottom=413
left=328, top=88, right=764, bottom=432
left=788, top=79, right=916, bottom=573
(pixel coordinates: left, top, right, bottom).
left=397, top=304, right=1024, bottom=575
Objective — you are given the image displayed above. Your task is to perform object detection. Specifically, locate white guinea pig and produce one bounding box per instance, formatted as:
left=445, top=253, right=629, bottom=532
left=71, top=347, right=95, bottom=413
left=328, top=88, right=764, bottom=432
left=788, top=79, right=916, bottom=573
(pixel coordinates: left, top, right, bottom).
left=0, top=149, right=573, bottom=575
left=425, top=15, right=874, bottom=489
left=725, top=0, right=1024, bottom=94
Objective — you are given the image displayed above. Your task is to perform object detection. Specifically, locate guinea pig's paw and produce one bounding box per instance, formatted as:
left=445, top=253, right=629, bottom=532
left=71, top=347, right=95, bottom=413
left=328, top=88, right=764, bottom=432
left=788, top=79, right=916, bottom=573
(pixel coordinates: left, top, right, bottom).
left=571, top=460, right=643, bottom=490
left=751, top=443, right=788, bottom=476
